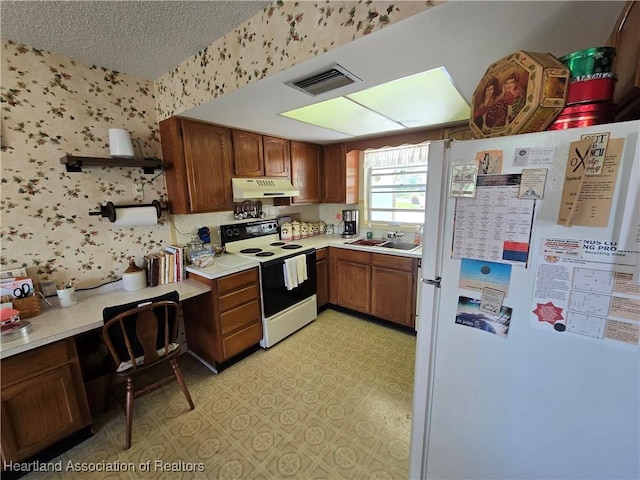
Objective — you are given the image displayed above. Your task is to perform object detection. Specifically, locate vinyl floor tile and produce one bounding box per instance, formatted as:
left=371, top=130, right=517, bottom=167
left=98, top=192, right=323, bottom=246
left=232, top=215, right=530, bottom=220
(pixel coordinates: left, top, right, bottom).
left=19, top=309, right=415, bottom=480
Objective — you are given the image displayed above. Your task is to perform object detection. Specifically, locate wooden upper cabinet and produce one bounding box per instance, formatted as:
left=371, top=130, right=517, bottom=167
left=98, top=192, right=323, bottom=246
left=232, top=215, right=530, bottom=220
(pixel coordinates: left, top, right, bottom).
left=232, top=130, right=264, bottom=177
left=263, top=136, right=291, bottom=178
left=607, top=0, right=640, bottom=121
left=160, top=117, right=233, bottom=214
left=290, top=141, right=322, bottom=204
left=323, top=144, right=359, bottom=204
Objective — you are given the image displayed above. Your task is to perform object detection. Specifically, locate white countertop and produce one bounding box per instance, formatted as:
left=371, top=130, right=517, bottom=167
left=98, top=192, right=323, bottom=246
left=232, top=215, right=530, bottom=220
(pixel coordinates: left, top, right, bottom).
left=185, top=252, right=259, bottom=280
left=291, top=234, right=423, bottom=259
left=0, top=279, right=211, bottom=359
left=186, top=235, right=421, bottom=281
left=2, top=236, right=422, bottom=359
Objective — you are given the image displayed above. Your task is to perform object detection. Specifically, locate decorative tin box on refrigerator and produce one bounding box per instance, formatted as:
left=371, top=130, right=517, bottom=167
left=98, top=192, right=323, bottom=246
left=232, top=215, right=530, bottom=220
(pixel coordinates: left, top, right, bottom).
left=470, top=51, right=570, bottom=138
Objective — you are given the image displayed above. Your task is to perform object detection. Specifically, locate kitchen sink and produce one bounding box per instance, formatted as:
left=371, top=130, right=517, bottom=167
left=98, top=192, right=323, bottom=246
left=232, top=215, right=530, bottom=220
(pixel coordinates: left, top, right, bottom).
left=379, top=241, right=420, bottom=251
left=348, top=239, right=389, bottom=247
left=347, top=238, right=420, bottom=251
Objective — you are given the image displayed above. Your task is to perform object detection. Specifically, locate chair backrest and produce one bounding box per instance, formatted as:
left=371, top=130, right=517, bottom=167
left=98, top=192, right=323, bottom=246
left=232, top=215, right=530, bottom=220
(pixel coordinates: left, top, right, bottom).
left=102, top=291, right=179, bottom=371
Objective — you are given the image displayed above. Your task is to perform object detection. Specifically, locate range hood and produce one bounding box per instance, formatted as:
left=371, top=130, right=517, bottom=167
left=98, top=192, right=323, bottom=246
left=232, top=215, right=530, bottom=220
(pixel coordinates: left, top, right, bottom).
left=232, top=177, right=300, bottom=199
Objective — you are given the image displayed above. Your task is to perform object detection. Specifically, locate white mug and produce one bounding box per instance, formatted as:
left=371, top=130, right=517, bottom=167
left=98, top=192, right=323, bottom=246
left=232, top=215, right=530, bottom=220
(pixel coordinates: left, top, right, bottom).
left=57, top=287, right=76, bottom=307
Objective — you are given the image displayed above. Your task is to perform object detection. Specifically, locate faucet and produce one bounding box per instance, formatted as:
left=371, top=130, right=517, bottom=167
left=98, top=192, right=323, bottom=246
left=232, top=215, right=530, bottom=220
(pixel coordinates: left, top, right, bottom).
left=386, top=231, right=404, bottom=239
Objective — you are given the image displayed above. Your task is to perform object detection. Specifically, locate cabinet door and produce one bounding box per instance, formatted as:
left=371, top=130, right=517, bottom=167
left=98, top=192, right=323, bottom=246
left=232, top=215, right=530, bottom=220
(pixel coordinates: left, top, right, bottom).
left=263, top=136, right=291, bottom=178
left=316, top=258, right=329, bottom=309
left=181, top=120, right=234, bottom=212
left=160, top=117, right=233, bottom=213
left=233, top=130, right=264, bottom=177
left=344, top=150, right=360, bottom=204
left=607, top=1, right=640, bottom=120
left=336, top=260, right=371, bottom=313
left=323, top=143, right=346, bottom=203
left=371, top=266, right=415, bottom=327
left=182, top=276, right=221, bottom=365
left=323, top=144, right=359, bottom=204
left=1, top=365, right=86, bottom=461
left=290, top=141, right=322, bottom=204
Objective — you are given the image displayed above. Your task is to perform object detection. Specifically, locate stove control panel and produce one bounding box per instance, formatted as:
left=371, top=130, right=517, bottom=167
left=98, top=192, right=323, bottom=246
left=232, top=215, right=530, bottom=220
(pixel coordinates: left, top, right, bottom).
left=220, top=219, right=279, bottom=244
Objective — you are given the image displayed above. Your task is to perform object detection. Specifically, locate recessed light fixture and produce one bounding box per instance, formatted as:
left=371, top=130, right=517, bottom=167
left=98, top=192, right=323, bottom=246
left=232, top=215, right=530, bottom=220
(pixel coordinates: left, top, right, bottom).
left=280, top=67, right=470, bottom=137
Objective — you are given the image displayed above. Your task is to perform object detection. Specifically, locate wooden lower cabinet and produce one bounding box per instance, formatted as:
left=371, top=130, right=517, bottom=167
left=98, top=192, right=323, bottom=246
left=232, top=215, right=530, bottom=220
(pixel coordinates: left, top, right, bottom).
left=330, top=248, right=371, bottom=313
left=1, top=339, right=91, bottom=463
left=184, top=268, right=262, bottom=366
left=329, top=247, right=417, bottom=328
left=371, top=254, right=417, bottom=328
left=316, top=248, right=329, bottom=309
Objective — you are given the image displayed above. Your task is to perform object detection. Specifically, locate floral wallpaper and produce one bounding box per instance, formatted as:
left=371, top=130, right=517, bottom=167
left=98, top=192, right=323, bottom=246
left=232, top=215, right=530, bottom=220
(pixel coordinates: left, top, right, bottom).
left=155, top=0, right=439, bottom=119
left=0, top=1, right=437, bottom=289
left=0, top=40, right=168, bottom=288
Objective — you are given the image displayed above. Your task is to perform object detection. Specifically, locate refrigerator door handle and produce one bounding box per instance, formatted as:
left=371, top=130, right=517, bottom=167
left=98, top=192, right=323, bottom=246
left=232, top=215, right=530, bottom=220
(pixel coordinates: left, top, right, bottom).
left=421, top=276, right=441, bottom=288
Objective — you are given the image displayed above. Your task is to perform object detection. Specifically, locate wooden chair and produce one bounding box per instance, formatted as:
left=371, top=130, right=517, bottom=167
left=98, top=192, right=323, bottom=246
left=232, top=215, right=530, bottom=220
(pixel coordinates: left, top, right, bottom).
left=102, top=296, right=195, bottom=449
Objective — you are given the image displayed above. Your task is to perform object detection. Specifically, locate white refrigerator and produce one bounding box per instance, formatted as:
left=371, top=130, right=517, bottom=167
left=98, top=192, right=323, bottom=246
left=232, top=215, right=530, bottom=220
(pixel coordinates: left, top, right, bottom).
left=410, top=120, right=640, bottom=479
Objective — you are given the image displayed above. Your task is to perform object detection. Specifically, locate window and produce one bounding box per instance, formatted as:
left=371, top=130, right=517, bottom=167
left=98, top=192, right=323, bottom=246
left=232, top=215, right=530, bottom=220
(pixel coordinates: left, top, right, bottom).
left=364, top=143, right=429, bottom=225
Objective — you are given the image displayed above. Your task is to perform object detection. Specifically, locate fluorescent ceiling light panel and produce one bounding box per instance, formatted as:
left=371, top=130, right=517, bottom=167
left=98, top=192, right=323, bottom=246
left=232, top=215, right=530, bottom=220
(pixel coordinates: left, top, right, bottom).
left=280, top=66, right=470, bottom=137
left=347, top=67, right=470, bottom=127
left=280, top=97, right=405, bottom=137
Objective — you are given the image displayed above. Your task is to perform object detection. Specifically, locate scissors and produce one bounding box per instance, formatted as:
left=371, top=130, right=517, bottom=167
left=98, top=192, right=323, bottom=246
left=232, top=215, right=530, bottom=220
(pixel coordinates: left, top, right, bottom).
left=13, top=284, right=31, bottom=298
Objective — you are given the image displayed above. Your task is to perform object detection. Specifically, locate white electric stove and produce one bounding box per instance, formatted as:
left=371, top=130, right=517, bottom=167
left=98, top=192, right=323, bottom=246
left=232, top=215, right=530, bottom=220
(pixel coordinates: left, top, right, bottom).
left=220, top=219, right=317, bottom=348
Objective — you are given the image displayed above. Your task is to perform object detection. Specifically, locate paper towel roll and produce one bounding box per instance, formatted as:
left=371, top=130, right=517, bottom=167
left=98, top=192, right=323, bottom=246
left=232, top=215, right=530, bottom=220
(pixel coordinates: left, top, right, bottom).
left=114, top=206, right=158, bottom=227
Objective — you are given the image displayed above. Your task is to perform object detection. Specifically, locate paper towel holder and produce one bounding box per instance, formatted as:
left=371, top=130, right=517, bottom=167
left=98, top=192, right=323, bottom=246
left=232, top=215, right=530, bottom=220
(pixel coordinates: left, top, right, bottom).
left=89, top=200, right=167, bottom=223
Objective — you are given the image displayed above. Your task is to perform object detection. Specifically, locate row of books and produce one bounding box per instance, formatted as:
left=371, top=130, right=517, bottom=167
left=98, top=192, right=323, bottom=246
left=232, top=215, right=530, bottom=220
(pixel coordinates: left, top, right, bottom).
left=143, top=246, right=185, bottom=287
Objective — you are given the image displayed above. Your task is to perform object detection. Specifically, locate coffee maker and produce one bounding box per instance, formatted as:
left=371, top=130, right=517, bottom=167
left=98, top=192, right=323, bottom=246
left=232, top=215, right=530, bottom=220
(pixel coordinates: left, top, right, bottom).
left=342, top=209, right=358, bottom=238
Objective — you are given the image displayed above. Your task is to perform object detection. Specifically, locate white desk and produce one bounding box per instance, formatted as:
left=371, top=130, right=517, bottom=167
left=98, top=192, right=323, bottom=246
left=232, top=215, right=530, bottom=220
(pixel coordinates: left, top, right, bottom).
left=0, top=279, right=211, bottom=359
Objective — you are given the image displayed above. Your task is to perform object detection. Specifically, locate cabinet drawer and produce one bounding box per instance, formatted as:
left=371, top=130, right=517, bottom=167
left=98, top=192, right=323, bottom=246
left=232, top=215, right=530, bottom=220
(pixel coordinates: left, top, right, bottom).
left=217, top=268, right=258, bottom=295
left=220, top=300, right=261, bottom=335
left=331, top=248, right=371, bottom=264
left=222, top=322, right=263, bottom=359
left=1, top=340, right=73, bottom=386
left=219, top=284, right=259, bottom=312
left=372, top=253, right=416, bottom=272
left=316, top=247, right=328, bottom=261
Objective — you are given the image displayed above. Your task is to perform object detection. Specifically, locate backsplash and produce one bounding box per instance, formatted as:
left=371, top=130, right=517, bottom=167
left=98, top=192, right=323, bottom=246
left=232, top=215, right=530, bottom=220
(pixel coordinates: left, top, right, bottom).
left=0, top=40, right=167, bottom=288
left=154, top=0, right=437, bottom=119
left=170, top=204, right=339, bottom=246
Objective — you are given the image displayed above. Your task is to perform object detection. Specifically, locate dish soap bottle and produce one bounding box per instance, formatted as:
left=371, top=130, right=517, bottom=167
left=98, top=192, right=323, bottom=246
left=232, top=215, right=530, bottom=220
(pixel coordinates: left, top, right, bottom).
left=414, top=225, right=423, bottom=245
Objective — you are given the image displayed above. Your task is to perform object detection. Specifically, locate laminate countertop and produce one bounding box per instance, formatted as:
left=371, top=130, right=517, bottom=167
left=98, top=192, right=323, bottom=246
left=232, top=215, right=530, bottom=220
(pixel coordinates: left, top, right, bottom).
left=186, top=234, right=421, bottom=281
left=265, top=234, right=423, bottom=259
left=0, top=279, right=211, bottom=359
left=2, top=236, right=422, bottom=359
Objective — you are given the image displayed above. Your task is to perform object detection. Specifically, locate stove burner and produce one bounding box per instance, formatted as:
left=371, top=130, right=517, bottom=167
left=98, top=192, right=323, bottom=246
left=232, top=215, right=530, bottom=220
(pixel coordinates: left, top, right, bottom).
left=270, top=242, right=285, bottom=246
left=256, top=252, right=275, bottom=257
left=240, top=248, right=262, bottom=254
left=282, top=244, right=302, bottom=249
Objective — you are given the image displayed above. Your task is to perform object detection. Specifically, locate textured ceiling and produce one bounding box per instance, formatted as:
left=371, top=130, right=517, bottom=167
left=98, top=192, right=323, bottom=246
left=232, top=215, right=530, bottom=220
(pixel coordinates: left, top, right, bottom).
left=0, top=1, right=627, bottom=143
left=0, top=0, right=270, bottom=80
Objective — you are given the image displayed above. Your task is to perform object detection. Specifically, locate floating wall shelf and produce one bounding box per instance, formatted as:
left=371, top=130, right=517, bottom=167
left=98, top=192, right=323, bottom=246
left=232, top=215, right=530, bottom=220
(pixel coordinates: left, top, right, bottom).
left=60, top=155, right=166, bottom=174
